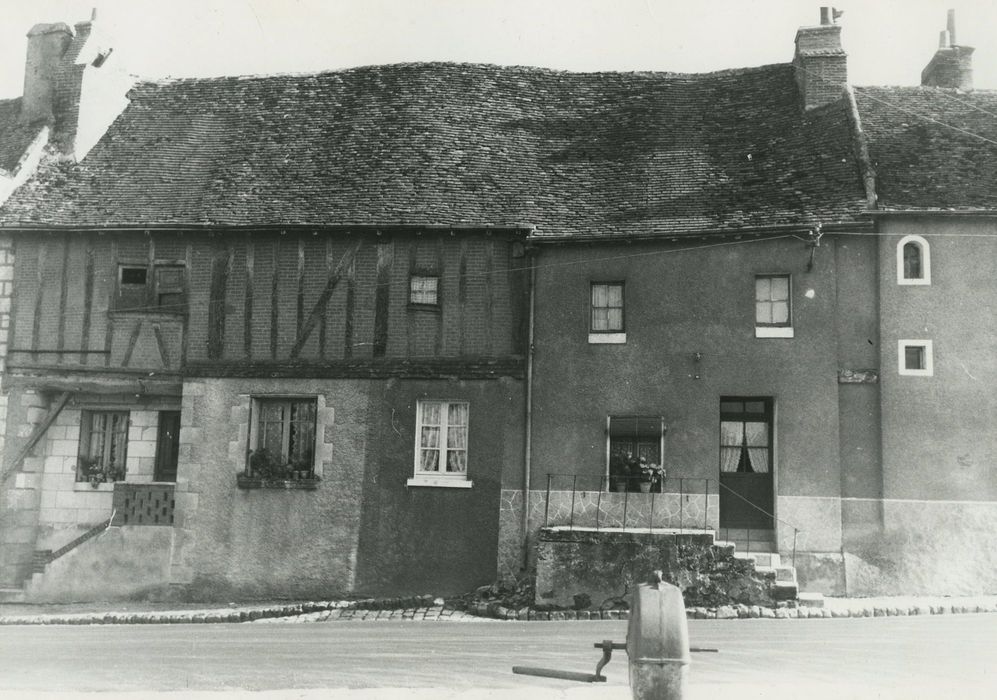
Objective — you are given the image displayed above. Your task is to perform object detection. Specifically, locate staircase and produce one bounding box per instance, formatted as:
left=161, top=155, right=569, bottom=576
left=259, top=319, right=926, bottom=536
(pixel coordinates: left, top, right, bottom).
left=715, top=528, right=799, bottom=600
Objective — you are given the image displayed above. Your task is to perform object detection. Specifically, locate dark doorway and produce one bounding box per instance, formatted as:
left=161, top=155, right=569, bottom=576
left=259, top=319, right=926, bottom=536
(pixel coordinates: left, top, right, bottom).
left=154, top=411, right=181, bottom=482
left=718, top=398, right=773, bottom=528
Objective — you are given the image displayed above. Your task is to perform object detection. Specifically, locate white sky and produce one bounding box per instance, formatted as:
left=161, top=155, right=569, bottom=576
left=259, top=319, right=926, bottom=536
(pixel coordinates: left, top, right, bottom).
left=1, top=0, right=996, bottom=98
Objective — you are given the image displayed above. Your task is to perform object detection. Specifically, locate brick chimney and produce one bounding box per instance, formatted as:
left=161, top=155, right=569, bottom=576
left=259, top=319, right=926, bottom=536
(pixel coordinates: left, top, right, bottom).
left=19, top=22, right=74, bottom=124
left=17, top=9, right=132, bottom=159
left=921, top=10, right=973, bottom=90
left=793, top=7, right=848, bottom=110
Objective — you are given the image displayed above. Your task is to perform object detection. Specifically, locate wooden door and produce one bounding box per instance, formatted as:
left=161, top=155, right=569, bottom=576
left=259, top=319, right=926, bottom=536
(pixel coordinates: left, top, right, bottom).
left=153, top=411, right=181, bottom=482
left=718, top=398, right=774, bottom=529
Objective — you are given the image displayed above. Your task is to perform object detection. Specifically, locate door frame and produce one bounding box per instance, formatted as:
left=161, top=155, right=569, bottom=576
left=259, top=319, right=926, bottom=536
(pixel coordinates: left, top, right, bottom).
left=718, top=397, right=775, bottom=529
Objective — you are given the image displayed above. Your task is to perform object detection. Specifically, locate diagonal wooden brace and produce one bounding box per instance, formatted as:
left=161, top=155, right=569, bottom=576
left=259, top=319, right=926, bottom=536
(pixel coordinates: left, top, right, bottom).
left=289, top=241, right=362, bottom=358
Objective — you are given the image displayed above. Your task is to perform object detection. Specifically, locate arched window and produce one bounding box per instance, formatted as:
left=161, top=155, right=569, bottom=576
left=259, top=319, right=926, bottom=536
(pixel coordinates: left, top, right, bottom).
left=897, top=235, right=931, bottom=285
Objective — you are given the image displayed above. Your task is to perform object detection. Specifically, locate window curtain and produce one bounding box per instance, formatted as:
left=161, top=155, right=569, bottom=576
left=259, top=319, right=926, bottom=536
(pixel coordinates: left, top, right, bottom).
left=719, top=421, right=743, bottom=473
left=744, top=421, right=769, bottom=473
left=419, top=401, right=442, bottom=472
left=446, top=402, right=468, bottom=472
left=903, top=243, right=922, bottom=279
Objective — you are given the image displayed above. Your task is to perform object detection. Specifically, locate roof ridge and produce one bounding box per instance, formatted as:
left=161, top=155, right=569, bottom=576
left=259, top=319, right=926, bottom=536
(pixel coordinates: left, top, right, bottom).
left=130, top=60, right=795, bottom=89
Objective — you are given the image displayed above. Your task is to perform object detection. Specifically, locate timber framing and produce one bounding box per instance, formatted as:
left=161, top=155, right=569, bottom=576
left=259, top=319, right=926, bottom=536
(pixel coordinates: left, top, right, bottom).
left=1, top=391, right=73, bottom=483
left=184, top=357, right=526, bottom=380
left=290, top=240, right=362, bottom=358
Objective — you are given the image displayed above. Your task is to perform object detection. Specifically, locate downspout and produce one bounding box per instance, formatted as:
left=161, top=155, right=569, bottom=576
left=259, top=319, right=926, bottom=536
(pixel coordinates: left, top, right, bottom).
left=521, top=248, right=536, bottom=571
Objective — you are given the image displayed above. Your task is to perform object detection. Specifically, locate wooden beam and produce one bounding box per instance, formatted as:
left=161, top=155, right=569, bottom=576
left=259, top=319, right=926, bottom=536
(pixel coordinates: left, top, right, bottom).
left=1, top=391, right=73, bottom=483
left=270, top=237, right=280, bottom=359
left=207, top=242, right=229, bottom=360
left=458, top=239, right=468, bottom=355
left=290, top=241, right=362, bottom=359
left=244, top=240, right=254, bottom=358
left=153, top=323, right=170, bottom=367
left=372, top=242, right=392, bottom=358
left=343, top=253, right=356, bottom=359
left=121, top=320, right=142, bottom=367
left=79, top=237, right=94, bottom=365
left=31, top=241, right=46, bottom=360
left=56, top=237, right=69, bottom=362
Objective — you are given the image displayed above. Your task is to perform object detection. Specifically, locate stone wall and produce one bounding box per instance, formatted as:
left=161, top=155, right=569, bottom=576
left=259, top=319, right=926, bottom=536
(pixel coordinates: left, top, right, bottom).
left=535, top=527, right=779, bottom=610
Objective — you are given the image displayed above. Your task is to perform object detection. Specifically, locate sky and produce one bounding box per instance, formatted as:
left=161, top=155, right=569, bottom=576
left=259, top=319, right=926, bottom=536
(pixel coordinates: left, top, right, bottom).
left=1, top=0, right=996, bottom=99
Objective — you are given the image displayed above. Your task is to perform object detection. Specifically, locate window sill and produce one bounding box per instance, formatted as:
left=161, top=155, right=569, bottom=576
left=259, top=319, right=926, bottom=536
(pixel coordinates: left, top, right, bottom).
left=755, top=326, right=794, bottom=338
left=236, top=474, right=320, bottom=490
left=108, top=310, right=185, bottom=320
left=74, top=481, right=116, bottom=492
left=898, top=278, right=930, bottom=286
left=407, top=303, right=441, bottom=312
left=588, top=332, right=626, bottom=344
left=407, top=476, right=473, bottom=489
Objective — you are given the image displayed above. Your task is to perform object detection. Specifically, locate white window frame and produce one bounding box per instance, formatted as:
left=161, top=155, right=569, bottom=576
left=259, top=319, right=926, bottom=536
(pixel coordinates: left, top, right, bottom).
left=409, top=274, right=440, bottom=306
left=755, top=273, right=794, bottom=338
left=588, top=281, right=626, bottom=344
left=247, top=396, right=320, bottom=477
left=408, top=400, right=473, bottom=488
left=896, top=235, right=931, bottom=286
left=898, top=339, right=934, bottom=376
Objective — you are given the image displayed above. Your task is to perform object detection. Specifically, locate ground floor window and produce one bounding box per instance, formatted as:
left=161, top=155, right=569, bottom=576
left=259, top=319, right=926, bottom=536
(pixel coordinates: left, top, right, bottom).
left=77, top=411, right=129, bottom=485
left=719, top=398, right=772, bottom=473
left=607, top=415, right=665, bottom=492
left=248, top=397, right=317, bottom=479
left=416, top=400, right=469, bottom=476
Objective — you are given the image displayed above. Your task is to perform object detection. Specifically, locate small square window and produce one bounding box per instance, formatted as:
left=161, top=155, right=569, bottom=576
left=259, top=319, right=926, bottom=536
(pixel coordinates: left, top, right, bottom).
left=77, top=411, right=129, bottom=484
left=155, top=265, right=186, bottom=312
left=120, top=267, right=147, bottom=286
left=410, top=275, right=439, bottom=305
left=899, top=340, right=933, bottom=376
left=408, top=400, right=472, bottom=488
left=755, top=274, right=793, bottom=338
left=248, top=398, right=318, bottom=478
left=116, top=264, right=186, bottom=313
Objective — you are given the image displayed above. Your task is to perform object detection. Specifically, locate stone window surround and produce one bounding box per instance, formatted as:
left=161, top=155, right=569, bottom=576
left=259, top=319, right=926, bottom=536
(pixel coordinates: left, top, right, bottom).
left=896, top=234, right=931, bottom=286
left=898, top=339, right=934, bottom=376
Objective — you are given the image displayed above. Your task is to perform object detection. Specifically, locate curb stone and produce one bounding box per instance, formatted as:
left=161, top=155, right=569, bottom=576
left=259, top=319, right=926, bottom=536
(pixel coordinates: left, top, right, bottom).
left=3, top=595, right=997, bottom=626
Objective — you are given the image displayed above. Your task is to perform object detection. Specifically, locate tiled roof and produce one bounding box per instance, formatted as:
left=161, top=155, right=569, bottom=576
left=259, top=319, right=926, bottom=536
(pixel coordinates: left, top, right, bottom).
left=0, top=98, right=45, bottom=175
left=0, top=62, right=868, bottom=234
left=855, top=86, right=997, bottom=210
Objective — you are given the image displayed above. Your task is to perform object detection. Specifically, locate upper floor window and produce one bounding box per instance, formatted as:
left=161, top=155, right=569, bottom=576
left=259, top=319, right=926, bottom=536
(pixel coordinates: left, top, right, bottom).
left=898, top=339, right=933, bottom=376
left=77, top=410, right=129, bottom=485
left=116, top=263, right=186, bottom=313
left=897, top=235, right=931, bottom=285
left=408, top=400, right=472, bottom=488
left=755, top=274, right=793, bottom=338
left=409, top=274, right=440, bottom=306
left=247, top=397, right=317, bottom=479
left=589, top=282, right=625, bottom=344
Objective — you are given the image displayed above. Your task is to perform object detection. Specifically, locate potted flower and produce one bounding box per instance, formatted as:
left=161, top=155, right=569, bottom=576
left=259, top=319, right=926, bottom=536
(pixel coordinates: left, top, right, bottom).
left=637, top=458, right=665, bottom=493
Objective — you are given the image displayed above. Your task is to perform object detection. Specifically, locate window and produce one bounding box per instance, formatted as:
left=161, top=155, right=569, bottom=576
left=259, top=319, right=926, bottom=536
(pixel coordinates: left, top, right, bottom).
left=719, top=399, right=772, bottom=474
left=154, top=265, right=186, bottom=311
left=116, top=263, right=187, bottom=313
left=409, top=275, right=439, bottom=306
left=899, top=339, right=933, bottom=376
left=409, top=400, right=472, bottom=488
left=589, top=282, right=625, bottom=344
left=607, top=415, right=665, bottom=492
left=897, top=235, right=931, bottom=285
left=77, top=411, right=129, bottom=484
left=248, top=398, right=317, bottom=478
left=755, top=274, right=792, bottom=338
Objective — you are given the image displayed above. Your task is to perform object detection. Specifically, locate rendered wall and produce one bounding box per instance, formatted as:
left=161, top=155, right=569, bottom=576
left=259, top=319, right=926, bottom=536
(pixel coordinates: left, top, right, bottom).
left=522, top=236, right=852, bottom=557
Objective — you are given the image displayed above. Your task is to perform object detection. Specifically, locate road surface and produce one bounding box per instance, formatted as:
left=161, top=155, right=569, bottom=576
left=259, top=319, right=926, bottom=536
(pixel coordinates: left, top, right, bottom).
left=1, top=615, right=995, bottom=698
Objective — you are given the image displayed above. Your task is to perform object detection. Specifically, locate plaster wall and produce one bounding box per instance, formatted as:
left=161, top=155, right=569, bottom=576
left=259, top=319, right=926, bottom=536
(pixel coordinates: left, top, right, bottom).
left=25, top=526, right=172, bottom=603
left=877, top=218, right=997, bottom=502
left=354, top=377, right=524, bottom=595
left=170, top=378, right=358, bottom=600
left=527, top=236, right=854, bottom=544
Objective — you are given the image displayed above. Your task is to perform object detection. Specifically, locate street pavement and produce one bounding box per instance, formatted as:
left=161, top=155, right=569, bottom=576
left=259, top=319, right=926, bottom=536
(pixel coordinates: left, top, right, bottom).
left=1, top=614, right=995, bottom=699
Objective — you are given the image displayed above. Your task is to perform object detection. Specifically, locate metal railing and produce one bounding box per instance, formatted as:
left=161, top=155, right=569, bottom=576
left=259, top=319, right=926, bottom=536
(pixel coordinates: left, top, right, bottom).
left=540, top=473, right=803, bottom=568
left=542, top=474, right=714, bottom=533
left=715, top=480, right=801, bottom=567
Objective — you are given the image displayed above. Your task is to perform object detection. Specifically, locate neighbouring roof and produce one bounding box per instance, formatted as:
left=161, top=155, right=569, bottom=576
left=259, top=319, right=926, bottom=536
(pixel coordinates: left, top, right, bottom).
left=0, top=97, right=46, bottom=175
left=855, top=86, right=997, bottom=211
left=0, top=62, right=869, bottom=234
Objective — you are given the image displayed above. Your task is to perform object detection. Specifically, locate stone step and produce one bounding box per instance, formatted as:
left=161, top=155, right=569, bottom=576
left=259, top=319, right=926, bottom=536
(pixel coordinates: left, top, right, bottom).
left=798, top=592, right=825, bottom=608
left=773, top=582, right=799, bottom=601
left=734, top=552, right=781, bottom=567
left=717, top=528, right=776, bottom=543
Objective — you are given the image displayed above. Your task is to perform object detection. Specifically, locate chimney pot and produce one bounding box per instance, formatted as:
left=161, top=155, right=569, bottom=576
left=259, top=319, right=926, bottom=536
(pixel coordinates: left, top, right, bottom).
left=922, top=11, right=973, bottom=90
left=820, top=7, right=832, bottom=25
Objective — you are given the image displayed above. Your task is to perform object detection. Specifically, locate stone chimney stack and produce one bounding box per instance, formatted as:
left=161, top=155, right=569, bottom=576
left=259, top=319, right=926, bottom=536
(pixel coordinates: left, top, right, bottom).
left=793, top=7, right=848, bottom=110
left=921, top=10, right=974, bottom=90
left=19, top=22, right=74, bottom=124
